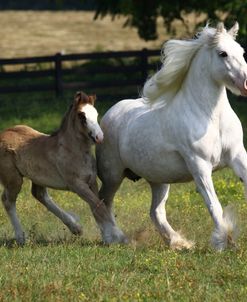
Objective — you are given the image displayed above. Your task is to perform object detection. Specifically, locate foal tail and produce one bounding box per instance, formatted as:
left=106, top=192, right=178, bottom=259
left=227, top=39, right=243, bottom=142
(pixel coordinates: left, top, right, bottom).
left=211, top=205, right=238, bottom=251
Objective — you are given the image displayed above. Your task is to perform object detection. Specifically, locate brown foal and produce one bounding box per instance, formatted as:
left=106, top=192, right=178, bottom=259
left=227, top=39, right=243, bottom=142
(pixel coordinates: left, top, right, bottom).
left=0, top=91, right=119, bottom=245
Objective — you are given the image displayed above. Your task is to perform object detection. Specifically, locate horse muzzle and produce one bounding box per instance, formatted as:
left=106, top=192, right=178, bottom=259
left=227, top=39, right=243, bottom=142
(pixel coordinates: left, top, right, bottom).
left=235, top=78, right=247, bottom=96
left=242, top=79, right=247, bottom=96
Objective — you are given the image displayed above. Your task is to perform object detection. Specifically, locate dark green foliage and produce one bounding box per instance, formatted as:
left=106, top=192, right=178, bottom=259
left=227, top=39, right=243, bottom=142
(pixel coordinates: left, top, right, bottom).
left=0, top=0, right=96, bottom=10
left=94, top=0, right=247, bottom=42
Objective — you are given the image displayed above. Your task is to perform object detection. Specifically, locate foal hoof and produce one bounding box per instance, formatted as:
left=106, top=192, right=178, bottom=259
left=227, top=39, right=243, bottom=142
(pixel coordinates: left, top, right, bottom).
left=16, top=232, right=26, bottom=246
left=67, top=212, right=83, bottom=235
left=69, top=224, right=83, bottom=235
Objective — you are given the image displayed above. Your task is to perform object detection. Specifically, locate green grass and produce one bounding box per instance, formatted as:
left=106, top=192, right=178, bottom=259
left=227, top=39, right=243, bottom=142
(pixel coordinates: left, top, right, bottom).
left=0, top=92, right=247, bottom=301
left=0, top=91, right=114, bottom=133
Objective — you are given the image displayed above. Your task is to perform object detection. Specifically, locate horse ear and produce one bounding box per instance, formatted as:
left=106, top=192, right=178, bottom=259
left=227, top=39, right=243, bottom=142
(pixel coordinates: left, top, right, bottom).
left=228, top=22, right=239, bottom=40
left=216, top=22, right=225, bottom=34
left=209, top=22, right=225, bottom=47
left=88, top=95, right=96, bottom=106
left=74, top=91, right=89, bottom=105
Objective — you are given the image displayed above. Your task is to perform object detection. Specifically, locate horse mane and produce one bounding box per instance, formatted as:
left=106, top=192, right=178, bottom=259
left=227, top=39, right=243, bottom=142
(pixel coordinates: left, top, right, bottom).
left=50, top=104, right=73, bottom=136
left=142, top=25, right=218, bottom=106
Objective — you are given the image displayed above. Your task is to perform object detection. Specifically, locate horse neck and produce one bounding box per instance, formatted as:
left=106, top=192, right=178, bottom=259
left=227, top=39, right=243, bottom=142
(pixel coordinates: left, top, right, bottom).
left=180, top=48, right=227, bottom=116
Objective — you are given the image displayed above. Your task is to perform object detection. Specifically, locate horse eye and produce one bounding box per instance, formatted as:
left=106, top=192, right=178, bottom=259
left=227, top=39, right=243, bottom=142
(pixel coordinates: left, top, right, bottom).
left=218, top=51, right=228, bottom=58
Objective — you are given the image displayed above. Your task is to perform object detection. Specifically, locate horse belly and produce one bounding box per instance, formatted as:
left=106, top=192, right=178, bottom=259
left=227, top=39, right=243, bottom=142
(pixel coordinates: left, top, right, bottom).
left=122, top=149, right=193, bottom=183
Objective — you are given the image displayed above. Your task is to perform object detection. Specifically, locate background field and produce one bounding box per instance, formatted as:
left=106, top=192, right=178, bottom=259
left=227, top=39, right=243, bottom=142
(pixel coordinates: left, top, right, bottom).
left=0, top=11, right=247, bottom=302
left=0, top=11, right=164, bottom=58
left=0, top=11, right=206, bottom=58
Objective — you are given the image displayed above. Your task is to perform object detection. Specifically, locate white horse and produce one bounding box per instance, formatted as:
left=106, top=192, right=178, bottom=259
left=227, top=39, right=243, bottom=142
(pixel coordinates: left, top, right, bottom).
left=96, top=22, right=247, bottom=250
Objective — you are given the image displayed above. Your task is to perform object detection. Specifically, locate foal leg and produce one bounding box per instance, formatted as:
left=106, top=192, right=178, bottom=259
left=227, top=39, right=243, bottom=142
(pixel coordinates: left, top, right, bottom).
left=1, top=177, right=25, bottom=245
left=68, top=180, right=127, bottom=244
left=31, top=183, right=82, bottom=235
left=149, top=182, right=194, bottom=250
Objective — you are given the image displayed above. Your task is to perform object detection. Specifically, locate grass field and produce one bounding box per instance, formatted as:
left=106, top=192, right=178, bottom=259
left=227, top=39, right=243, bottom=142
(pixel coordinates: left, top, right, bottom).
left=1, top=11, right=247, bottom=302
left=0, top=91, right=247, bottom=301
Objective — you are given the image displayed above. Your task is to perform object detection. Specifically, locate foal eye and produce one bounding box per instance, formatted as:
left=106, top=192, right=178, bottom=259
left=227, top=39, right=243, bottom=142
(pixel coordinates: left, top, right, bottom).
left=78, top=112, right=86, bottom=124
left=218, top=51, right=228, bottom=58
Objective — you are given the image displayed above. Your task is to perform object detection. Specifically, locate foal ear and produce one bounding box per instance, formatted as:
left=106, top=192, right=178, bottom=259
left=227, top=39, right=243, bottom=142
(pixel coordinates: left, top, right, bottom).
left=88, top=94, right=96, bottom=106
left=74, top=91, right=89, bottom=105
left=228, top=22, right=239, bottom=40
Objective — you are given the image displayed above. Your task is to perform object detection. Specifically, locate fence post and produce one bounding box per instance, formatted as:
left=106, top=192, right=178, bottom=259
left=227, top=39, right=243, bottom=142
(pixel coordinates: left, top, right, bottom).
left=141, top=48, right=148, bottom=84
left=55, top=52, right=63, bottom=97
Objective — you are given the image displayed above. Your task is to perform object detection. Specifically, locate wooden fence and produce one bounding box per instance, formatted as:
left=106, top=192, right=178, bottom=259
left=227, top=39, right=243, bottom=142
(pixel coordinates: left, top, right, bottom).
left=0, top=49, right=160, bottom=100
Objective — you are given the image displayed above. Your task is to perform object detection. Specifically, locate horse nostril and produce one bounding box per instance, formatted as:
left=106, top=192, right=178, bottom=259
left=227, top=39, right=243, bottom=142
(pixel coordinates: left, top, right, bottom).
left=244, top=79, right=247, bottom=90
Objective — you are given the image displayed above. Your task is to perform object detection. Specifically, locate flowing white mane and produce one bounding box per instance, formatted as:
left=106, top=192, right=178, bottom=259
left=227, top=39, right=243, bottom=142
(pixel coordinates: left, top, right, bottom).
left=142, top=25, right=220, bottom=106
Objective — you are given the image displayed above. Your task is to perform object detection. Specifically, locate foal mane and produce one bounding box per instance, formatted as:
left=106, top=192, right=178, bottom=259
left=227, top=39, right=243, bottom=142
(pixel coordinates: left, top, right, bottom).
left=142, top=25, right=219, bottom=106
left=50, top=104, right=73, bottom=136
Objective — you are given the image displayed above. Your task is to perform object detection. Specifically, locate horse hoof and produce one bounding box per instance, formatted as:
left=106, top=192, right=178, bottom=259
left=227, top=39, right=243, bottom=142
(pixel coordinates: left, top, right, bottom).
left=170, top=235, right=194, bottom=250
left=119, top=236, right=129, bottom=244
left=103, top=236, right=129, bottom=245
left=103, top=228, right=128, bottom=245
left=211, top=207, right=238, bottom=251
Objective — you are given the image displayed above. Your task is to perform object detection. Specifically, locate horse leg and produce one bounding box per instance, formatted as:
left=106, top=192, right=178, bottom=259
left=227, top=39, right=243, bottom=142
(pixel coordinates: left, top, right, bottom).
left=97, top=145, right=128, bottom=243
left=1, top=176, right=25, bottom=245
left=149, top=182, right=194, bottom=250
left=188, top=158, right=234, bottom=250
left=31, top=183, right=82, bottom=235
left=99, top=178, right=129, bottom=243
left=229, top=147, right=247, bottom=198
left=68, top=180, right=127, bottom=244
left=99, top=178, right=123, bottom=223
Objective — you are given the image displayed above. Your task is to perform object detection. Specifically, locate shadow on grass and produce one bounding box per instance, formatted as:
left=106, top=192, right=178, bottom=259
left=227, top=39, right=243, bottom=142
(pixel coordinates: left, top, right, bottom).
left=0, top=235, right=104, bottom=249
left=0, top=235, right=236, bottom=255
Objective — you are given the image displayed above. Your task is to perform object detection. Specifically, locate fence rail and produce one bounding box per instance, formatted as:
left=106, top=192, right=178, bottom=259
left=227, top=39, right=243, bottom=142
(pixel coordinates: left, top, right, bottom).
left=0, top=49, right=161, bottom=99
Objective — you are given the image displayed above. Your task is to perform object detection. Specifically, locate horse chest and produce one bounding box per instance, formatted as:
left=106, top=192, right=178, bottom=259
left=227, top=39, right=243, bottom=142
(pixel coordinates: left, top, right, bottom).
left=189, top=128, right=223, bottom=164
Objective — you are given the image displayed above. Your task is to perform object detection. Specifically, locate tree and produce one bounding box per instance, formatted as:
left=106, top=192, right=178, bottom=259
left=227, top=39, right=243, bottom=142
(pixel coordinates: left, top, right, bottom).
left=94, top=0, right=247, bottom=42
